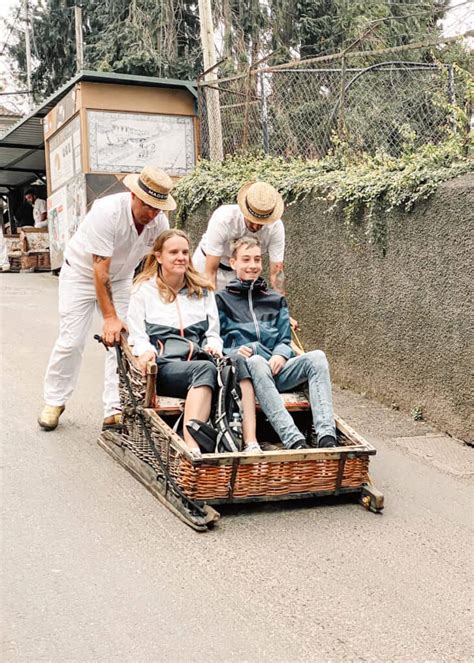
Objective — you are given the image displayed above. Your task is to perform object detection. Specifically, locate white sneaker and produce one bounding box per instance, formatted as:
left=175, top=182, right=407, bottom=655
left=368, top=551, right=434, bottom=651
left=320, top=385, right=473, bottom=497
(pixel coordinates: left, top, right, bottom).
left=244, top=441, right=262, bottom=453
left=189, top=447, right=202, bottom=460
left=2, top=264, right=10, bottom=272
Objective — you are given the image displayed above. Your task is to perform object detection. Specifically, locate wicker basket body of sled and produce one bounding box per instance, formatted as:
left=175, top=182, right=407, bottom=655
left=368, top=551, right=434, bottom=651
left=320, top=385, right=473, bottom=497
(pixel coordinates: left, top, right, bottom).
left=114, top=338, right=377, bottom=506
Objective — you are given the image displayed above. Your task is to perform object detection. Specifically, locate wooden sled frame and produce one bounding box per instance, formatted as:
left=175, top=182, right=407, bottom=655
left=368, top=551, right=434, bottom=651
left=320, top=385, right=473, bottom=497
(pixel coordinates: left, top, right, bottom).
left=97, top=333, right=384, bottom=530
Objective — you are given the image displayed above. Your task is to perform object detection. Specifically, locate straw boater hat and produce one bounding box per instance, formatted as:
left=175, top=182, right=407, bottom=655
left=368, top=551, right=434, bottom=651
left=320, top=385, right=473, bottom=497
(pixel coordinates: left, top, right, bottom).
left=123, top=166, right=176, bottom=211
left=237, top=180, right=284, bottom=225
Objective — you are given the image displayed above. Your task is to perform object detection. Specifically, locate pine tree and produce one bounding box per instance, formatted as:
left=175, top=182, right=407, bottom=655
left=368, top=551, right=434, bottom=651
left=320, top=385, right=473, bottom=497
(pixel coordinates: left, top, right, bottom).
left=5, top=0, right=454, bottom=103
left=6, top=0, right=203, bottom=101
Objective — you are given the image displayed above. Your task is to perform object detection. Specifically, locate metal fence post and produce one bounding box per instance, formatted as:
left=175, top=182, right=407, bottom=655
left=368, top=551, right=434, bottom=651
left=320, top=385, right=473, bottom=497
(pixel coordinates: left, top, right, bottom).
left=447, top=64, right=457, bottom=133
left=242, top=68, right=253, bottom=150
left=259, top=71, right=270, bottom=154
left=337, top=55, right=347, bottom=144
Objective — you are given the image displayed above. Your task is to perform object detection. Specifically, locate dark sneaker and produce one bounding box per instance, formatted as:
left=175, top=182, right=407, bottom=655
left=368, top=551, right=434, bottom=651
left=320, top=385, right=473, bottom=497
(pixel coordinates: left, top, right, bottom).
left=287, top=438, right=310, bottom=450
left=318, top=435, right=337, bottom=448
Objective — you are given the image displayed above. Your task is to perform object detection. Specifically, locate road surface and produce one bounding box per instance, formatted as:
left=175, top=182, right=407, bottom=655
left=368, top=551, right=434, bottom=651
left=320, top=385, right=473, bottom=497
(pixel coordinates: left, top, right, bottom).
left=1, top=273, right=472, bottom=662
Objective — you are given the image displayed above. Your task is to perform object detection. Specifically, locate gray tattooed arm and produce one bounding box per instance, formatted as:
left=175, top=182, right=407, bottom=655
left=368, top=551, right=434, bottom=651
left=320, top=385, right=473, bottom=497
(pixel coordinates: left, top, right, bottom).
left=270, top=261, right=286, bottom=294
left=104, top=277, right=114, bottom=305
left=92, top=254, right=127, bottom=345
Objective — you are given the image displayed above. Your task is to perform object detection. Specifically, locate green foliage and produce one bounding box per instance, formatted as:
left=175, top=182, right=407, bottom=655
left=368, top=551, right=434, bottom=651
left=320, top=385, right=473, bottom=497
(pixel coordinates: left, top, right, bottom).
left=6, top=0, right=455, bottom=101
left=6, top=0, right=202, bottom=100
left=268, top=0, right=449, bottom=66
left=411, top=405, right=424, bottom=421
left=174, top=137, right=473, bottom=246
left=87, top=0, right=202, bottom=80
left=7, top=0, right=78, bottom=100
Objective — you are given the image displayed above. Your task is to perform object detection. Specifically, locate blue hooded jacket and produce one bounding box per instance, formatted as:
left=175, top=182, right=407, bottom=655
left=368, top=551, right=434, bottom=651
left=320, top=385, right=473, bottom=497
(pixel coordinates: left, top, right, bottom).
left=215, top=277, right=294, bottom=360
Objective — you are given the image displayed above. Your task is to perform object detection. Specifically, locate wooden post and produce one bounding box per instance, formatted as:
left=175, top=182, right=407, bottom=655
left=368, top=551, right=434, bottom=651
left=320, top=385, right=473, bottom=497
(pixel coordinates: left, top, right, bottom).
left=74, top=3, right=84, bottom=72
left=23, top=0, right=33, bottom=110
left=198, top=0, right=223, bottom=161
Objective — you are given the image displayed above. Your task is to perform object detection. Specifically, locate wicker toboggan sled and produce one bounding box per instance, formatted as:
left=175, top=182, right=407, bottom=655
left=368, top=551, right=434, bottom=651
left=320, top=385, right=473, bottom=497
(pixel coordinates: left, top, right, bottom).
left=98, top=332, right=384, bottom=531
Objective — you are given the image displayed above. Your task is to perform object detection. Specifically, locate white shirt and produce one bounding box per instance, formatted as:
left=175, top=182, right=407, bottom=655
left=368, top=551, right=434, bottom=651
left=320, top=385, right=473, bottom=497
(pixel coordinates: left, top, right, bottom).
left=128, top=277, right=223, bottom=357
left=33, top=198, right=48, bottom=228
left=197, top=204, right=285, bottom=267
left=64, top=192, right=169, bottom=281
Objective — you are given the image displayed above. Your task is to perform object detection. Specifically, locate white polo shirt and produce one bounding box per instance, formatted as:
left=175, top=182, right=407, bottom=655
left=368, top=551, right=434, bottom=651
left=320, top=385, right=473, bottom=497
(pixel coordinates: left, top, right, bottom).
left=197, top=204, right=285, bottom=267
left=64, top=192, right=169, bottom=281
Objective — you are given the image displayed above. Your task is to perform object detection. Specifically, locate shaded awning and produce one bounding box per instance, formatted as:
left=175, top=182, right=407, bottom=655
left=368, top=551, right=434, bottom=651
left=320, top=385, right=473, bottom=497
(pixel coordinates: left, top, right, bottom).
left=0, top=70, right=197, bottom=195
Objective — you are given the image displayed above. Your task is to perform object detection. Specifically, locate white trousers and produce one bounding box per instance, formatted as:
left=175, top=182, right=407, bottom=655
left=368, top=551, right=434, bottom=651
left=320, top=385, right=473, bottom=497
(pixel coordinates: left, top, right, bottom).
left=0, top=228, right=9, bottom=268
left=43, top=263, right=132, bottom=417
left=192, top=246, right=236, bottom=291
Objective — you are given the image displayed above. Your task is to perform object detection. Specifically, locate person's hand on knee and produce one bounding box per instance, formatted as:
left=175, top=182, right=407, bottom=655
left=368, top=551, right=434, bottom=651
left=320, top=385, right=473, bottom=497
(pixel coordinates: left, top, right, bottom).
left=237, top=345, right=253, bottom=358
left=268, top=355, right=286, bottom=376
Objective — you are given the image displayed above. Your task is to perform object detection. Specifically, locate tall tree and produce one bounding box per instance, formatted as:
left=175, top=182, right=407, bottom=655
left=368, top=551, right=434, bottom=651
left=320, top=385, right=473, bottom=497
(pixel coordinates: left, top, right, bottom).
left=5, top=0, right=455, bottom=103
left=217, top=0, right=451, bottom=69
left=8, top=0, right=78, bottom=100
left=6, top=0, right=203, bottom=101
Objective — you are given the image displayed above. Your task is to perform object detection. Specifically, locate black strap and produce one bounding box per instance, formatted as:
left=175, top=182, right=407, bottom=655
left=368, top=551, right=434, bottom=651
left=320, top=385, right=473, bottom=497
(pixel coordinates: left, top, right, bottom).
left=137, top=178, right=169, bottom=201
left=200, top=247, right=234, bottom=272
left=214, top=357, right=242, bottom=453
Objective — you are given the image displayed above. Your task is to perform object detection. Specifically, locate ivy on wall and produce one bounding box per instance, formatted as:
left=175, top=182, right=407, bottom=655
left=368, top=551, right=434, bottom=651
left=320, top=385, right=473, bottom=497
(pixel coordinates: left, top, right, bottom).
left=174, top=135, right=473, bottom=246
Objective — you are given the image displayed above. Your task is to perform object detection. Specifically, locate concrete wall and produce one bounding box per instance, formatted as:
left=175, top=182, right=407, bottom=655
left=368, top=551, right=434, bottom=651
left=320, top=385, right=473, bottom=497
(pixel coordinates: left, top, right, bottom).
left=183, top=173, right=474, bottom=443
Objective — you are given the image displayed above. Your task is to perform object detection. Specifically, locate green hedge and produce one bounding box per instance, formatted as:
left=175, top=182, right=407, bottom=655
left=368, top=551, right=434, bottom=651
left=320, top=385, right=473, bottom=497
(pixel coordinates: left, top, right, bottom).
left=174, top=136, right=473, bottom=246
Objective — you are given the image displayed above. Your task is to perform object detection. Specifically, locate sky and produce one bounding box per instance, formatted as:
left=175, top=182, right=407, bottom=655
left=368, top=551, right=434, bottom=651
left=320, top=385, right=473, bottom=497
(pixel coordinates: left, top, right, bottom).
left=0, top=0, right=473, bottom=114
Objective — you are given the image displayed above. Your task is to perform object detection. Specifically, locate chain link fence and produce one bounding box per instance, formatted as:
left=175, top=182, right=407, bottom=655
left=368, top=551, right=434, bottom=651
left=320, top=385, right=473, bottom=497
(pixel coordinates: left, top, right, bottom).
left=198, top=51, right=471, bottom=160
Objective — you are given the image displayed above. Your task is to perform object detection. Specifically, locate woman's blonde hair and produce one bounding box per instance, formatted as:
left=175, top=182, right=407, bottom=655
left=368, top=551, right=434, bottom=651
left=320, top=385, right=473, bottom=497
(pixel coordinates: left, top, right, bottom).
left=134, top=229, right=213, bottom=302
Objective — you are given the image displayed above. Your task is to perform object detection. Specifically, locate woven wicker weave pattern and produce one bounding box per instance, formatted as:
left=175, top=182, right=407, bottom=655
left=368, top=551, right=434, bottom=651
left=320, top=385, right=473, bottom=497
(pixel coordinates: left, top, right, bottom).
left=119, top=354, right=147, bottom=409
left=120, top=403, right=370, bottom=502
left=176, top=456, right=369, bottom=500
left=118, top=340, right=371, bottom=503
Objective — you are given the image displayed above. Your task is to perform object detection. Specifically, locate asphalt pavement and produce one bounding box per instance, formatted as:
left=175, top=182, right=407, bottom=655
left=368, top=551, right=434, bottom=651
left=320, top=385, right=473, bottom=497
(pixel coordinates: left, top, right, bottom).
left=1, top=273, right=473, bottom=663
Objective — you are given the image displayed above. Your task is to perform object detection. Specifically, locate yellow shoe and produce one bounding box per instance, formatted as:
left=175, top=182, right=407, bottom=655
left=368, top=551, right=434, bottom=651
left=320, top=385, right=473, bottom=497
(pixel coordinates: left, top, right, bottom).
left=102, top=413, right=122, bottom=431
left=38, top=405, right=65, bottom=431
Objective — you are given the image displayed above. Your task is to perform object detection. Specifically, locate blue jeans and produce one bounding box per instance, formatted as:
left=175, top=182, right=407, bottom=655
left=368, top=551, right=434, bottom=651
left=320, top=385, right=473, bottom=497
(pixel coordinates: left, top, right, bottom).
left=247, top=350, right=336, bottom=448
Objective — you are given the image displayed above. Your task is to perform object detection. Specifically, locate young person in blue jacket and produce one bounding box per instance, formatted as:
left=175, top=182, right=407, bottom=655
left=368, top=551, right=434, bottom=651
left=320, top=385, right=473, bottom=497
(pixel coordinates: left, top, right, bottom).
left=215, top=236, right=337, bottom=450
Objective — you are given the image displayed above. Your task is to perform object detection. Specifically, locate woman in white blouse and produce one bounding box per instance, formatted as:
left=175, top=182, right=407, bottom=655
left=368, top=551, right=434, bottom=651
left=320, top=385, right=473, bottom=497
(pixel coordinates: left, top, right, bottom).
left=127, top=229, right=259, bottom=457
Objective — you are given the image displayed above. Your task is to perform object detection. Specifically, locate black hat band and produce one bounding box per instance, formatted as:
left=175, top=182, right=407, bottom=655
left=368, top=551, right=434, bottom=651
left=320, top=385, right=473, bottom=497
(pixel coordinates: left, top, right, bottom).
left=138, top=178, right=168, bottom=201
left=246, top=196, right=274, bottom=219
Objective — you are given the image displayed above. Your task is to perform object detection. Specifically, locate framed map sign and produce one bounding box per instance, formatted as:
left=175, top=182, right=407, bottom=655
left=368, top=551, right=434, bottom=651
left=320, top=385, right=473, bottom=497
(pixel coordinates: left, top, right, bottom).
left=87, top=110, right=196, bottom=176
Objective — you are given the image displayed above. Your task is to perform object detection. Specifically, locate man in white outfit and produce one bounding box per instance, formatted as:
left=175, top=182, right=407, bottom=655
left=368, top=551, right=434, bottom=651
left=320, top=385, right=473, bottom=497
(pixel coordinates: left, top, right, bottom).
left=193, top=180, right=286, bottom=293
left=25, top=189, right=48, bottom=228
left=38, top=166, right=174, bottom=431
